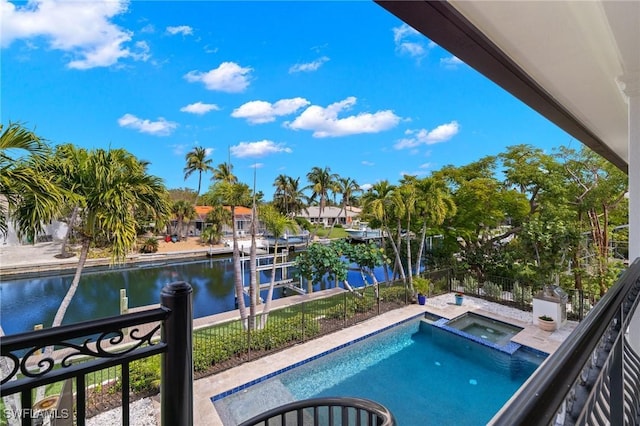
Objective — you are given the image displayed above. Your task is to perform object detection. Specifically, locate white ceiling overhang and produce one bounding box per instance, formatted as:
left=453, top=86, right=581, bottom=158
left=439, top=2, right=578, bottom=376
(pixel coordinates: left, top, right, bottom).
left=376, top=0, right=640, bottom=173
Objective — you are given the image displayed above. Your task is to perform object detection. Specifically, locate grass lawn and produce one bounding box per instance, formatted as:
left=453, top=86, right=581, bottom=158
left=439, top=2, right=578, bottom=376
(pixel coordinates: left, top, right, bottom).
left=313, top=226, right=348, bottom=239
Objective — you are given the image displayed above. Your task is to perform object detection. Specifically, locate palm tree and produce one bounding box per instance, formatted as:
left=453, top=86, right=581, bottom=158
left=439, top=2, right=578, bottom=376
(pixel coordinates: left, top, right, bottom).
left=213, top=161, right=237, bottom=184
left=171, top=200, right=196, bottom=239
left=183, top=146, right=214, bottom=206
left=306, top=166, right=337, bottom=231
left=0, top=126, right=69, bottom=417
left=0, top=122, right=65, bottom=242
left=273, top=174, right=292, bottom=216
left=37, top=144, right=89, bottom=258
left=397, top=176, right=417, bottom=289
left=414, top=176, right=457, bottom=274
left=213, top=180, right=252, bottom=325
left=362, top=180, right=404, bottom=284
left=50, top=148, right=170, bottom=329
left=329, top=176, right=360, bottom=233
left=258, top=204, right=297, bottom=328
left=205, top=204, right=232, bottom=238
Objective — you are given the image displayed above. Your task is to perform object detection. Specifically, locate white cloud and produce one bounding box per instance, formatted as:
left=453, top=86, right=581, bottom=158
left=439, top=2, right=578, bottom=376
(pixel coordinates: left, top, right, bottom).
left=118, top=113, right=178, bottom=136
left=250, top=163, right=264, bottom=169
left=232, top=98, right=310, bottom=124
left=140, top=24, right=155, bottom=34
left=419, top=162, right=432, bottom=169
left=130, top=41, right=150, bottom=62
left=360, top=183, right=373, bottom=191
left=285, top=97, right=401, bottom=138
left=392, top=23, right=431, bottom=61
left=171, top=143, right=189, bottom=156
left=440, top=56, right=464, bottom=69
left=230, top=140, right=292, bottom=158
left=166, top=25, right=193, bottom=36
left=289, top=56, right=329, bottom=73
left=1, top=0, right=149, bottom=69
left=394, top=121, right=460, bottom=149
left=184, top=62, right=252, bottom=92
left=204, top=147, right=214, bottom=157
left=180, top=102, right=220, bottom=115
left=361, top=160, right=375, bottom=166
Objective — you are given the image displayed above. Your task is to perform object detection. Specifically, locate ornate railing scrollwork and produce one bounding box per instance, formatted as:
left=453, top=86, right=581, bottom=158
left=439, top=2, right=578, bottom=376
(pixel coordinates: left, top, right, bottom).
left=1, top=308, right=167, bottom=388
left=1, top=323, right=163, bottom=384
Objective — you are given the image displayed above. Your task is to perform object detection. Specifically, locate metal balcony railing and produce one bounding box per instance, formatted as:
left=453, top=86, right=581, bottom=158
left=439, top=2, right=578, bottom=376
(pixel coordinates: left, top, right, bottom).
left=491, top=258, right=640, bottom=425
left=1, top=281, right=193, bottom=426
left=238, top=397, right=396, bottom=426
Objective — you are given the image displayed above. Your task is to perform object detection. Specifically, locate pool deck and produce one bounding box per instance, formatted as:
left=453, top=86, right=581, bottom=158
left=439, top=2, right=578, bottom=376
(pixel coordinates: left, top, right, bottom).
left=1, top=243, right=578, bottom=425
left=194, top=294, right=578, bottom=426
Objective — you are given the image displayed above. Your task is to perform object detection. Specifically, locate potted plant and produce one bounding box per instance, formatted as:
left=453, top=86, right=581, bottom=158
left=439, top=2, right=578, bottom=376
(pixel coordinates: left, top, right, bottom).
left=413, top=277, right=431, bottom=305
left=538, top=315, right=556, bottom=332
left=455, top=292, right=464, bottom=306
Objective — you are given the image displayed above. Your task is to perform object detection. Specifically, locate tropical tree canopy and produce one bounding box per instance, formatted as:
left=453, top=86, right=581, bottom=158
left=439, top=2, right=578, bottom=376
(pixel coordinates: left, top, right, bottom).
left=0, top=122, right=66, bottom=241
left=184, top=146, right=214, bottom=205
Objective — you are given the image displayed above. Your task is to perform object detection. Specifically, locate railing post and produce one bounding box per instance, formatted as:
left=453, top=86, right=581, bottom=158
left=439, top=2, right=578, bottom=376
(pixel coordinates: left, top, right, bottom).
left=610, top=310, right=624, bottom=426
left=161, top=281, right=193, bottom=426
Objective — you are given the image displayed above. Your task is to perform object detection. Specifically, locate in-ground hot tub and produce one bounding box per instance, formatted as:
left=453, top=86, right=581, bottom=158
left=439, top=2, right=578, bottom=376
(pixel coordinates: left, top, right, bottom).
left=427, top=312, right=525, bottom=355
left=445, top=312, right=523, bottom=346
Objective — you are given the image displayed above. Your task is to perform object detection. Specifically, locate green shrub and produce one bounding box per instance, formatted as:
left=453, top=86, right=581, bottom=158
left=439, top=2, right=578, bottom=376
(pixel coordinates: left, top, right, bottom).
left=379, top=286, right=406, bottom=302
left=512, top=281, right=533, bottom=304
left=412, top=277, right=431, bottom=295
left=325, top=305, right=346, bottom=319
left=482, top=281, right=502, bottom=300
left=431, top=278, right=449, bottom=294
left=463, top=276, right=479, bottom=294
left=139, top=237, right=159, bottom=254
left=114, top=356, right=160, bottom=393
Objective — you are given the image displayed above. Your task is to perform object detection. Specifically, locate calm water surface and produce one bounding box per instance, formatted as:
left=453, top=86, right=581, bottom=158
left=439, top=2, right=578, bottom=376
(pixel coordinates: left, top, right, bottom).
left=0, top=256, right=386, bottom=335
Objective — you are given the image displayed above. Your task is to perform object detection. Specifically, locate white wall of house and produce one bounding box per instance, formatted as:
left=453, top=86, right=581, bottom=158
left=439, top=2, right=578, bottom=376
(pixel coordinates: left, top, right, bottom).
left=3, top=220, right=68, bottom=246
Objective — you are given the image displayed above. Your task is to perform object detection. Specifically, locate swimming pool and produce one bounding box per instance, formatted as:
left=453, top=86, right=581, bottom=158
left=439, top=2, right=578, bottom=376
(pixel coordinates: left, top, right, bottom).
left=213, top=316, right=546, bottom=425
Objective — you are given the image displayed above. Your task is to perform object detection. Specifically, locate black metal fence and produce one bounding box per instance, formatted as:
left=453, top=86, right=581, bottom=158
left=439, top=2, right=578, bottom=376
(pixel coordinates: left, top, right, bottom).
left=0, top=282, right=193, bottom=426
left=192, top=283, right=412, bottom=378
left=448, top=272, right=593, bottom=320
left=491, top=258, right=640, bottom=425
left=2, top=266, right=603, bottom=423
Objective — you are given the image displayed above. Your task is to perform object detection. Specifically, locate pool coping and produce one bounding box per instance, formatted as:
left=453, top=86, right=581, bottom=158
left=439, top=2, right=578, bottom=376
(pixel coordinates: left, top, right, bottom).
left=193, top=297, right=577, bottom=426
left=210, top=312, right=424, bottom=402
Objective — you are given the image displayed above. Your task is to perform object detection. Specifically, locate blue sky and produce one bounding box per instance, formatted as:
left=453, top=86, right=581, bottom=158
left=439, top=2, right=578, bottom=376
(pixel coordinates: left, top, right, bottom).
left=2, top=0, right=575, bottom=200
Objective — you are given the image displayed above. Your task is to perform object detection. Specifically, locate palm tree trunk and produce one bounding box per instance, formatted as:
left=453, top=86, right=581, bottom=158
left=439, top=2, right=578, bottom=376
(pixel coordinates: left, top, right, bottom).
left=387, top=224, right=406, bottom=285
left=380, top=234, right=391, bottom=284
left=231, top=206, right=248, bottom=326
left=52, top=238, right=90, bottom=328
left=260, top=242, right=279, bottom=329
left=406, top=212, right=413, bottom=287
left=415, top=223, right=427, bottom=276
left=248, top=211, right=258, bottom=330
left=59, top=205, right=79, bottom=258
left=328, top=203, right=345, bottom=236
left=342, top=280, right=355, bottom=292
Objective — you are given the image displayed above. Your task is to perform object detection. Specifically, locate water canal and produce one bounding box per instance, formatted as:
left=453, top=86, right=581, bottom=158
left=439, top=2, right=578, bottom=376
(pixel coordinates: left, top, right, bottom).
left=0, top=255, right=387, bottom=335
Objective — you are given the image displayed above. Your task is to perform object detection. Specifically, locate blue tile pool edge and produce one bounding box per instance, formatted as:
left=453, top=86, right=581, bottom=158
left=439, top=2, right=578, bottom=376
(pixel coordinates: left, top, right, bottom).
left=432, top=318, right=522, bottom=355
left=210, top=312, right=426, bottom=402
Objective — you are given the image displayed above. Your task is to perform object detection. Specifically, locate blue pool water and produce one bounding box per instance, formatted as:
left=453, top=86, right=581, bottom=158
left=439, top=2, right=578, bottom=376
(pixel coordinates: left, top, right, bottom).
left=213, top=317, right=545, bottom=425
